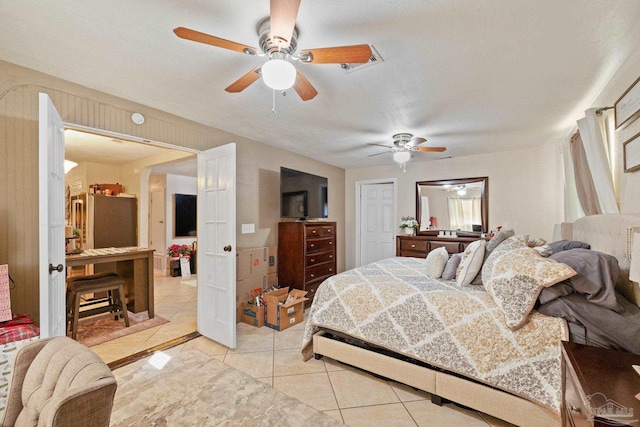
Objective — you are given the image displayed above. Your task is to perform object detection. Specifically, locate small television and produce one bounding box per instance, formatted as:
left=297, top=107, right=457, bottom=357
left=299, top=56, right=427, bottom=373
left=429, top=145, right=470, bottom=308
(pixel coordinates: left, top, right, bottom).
left=174, top=194, right=197, bottom=237
left=280, top=167, right=328, bottom=219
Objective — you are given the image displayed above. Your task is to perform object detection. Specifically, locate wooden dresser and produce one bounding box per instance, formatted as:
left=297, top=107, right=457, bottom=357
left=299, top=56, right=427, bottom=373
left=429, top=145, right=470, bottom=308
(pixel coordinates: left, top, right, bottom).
left=562, top=341, right=640, bottom=427
left=396, top=234, right=483, bottom=257
left=278, top=221, right=336, bottom=301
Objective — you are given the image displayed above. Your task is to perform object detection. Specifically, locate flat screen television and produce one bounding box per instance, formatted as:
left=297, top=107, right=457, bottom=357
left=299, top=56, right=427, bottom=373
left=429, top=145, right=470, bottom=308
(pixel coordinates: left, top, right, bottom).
left=280, top=167, right=328, bottom=219
left=174, top=194, right=197, bottom=237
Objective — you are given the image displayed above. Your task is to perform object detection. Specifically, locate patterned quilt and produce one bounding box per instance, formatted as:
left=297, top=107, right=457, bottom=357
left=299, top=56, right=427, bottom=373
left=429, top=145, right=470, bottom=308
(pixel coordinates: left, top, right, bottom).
left=302, top=257, right=568, bottom=412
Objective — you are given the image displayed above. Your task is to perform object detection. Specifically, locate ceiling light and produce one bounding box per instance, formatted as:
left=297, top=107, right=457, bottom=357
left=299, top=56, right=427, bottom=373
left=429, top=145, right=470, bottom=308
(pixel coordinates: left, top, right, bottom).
left=393, top=151, right=411, bottom=163
left=262, top=57, right=296, bottom=90
left=64, top=160, right=78, bottom=174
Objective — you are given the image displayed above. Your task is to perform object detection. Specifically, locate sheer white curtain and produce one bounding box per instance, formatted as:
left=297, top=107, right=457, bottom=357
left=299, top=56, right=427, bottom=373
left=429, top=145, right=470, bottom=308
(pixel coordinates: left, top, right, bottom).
left=448, top=197, right=481, bottom=231
left=575, top=108, right=619, bottom=214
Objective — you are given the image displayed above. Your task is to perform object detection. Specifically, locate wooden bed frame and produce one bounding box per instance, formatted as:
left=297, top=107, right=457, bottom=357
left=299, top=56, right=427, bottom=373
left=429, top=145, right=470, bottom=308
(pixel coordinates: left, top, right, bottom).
left=311, top=214, right=640, bottom=427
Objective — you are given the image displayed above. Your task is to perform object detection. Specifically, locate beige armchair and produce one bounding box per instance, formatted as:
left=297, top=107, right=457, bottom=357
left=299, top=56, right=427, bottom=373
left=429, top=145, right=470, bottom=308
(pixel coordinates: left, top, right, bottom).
left=1, top=337, right=117, bottom=427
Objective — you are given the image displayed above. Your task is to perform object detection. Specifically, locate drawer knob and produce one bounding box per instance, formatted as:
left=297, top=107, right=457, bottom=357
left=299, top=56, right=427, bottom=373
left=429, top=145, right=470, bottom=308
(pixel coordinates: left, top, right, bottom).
left=310, top=244, right=315, bottom=247
left=329, top=255, right=333, bottom=259
left=329, top=241, right=332, bottom=245
left=312, top=230, right=317, bottom=234
left=411, top=244, right=416, bottom=248
left=310, top=274, right=315, bottom=278
left=310, top=259, right=315, bottom=263
left=329, top=268, right=333, bottom=272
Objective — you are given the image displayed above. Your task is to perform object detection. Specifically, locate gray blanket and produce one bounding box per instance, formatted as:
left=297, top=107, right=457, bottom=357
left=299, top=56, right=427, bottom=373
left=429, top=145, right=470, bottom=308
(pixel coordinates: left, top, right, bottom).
left=538, top=292, right=640, bottom=354
left=545, top=249, right=620, bottom=312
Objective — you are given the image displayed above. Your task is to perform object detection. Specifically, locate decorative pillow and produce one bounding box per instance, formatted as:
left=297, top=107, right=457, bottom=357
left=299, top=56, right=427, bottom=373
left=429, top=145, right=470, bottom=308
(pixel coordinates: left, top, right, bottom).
left=456, top=240, right=486, bottom=286
left=548, top=240, right=590, bottom=254
left=527, top=237, right=547, bottom=248
left=533, top=244, right=553, bottom=257
left=425, top=247, right=449, bottom=278
left=485, top=229, right=515, bottom=257
left=484, top=247, right=576, bottom=330
left=441, top=253, right=462, bottom=280
left=481, top=235, right=529, bottom=284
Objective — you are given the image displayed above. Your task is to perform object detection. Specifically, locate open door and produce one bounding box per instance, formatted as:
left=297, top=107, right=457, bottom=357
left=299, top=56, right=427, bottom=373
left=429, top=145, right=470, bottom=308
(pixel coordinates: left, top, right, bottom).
left=38, top=93, right=66, bottom=338
left=197, top=143, right=236, bottom=348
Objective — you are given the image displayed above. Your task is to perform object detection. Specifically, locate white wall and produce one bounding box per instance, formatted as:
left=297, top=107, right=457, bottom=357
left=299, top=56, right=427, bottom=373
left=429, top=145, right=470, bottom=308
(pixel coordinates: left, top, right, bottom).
left=345, top=143, right=564, bottom=269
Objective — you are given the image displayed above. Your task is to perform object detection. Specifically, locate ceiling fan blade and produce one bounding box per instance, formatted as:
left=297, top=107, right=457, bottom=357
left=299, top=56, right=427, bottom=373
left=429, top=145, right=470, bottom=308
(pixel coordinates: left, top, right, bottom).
left=299, top=44, right=372, bottom=64
left=368, top=151, right=391, bottom=157
left=367, top=143, right=394, bottom=148
left=415, top=147, right=447, bottom=152
left=293, top=70, right=318, bottom=101
left=408, top=137, right=427, bottom=146
left=225, top=67, right=262, bottom=93
left=174, top=27, right=258, bottom=54
left=270, top=0, right=301, bottom=48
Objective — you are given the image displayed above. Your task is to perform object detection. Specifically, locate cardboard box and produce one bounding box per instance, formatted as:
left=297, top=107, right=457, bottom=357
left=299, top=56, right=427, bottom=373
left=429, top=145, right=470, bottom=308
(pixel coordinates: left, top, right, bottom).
left=240, top=302, right=264, bottom=328
left=263, top=287, right=308, bottom=331
left=267, top=246, right=277, bottom=274
left=236, top=247, right=269, bottom=281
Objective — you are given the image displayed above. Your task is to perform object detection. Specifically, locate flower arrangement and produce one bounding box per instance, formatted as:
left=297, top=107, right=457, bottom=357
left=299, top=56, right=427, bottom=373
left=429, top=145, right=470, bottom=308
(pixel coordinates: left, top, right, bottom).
left=167, top=244, right=191, bottom=257
left=399, top=216, right=419, bottom=229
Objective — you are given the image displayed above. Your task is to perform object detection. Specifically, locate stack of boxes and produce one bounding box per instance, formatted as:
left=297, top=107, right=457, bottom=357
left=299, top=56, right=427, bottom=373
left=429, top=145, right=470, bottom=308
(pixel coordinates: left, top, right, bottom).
left=236, top=246, right=277, bottom=324
left=236, top=246, right=309, bottom=331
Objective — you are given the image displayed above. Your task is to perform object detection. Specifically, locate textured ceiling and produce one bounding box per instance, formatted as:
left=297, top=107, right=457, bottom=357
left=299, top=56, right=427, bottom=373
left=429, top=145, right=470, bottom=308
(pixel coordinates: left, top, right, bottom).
left=2, top=1, right=640, bottom=169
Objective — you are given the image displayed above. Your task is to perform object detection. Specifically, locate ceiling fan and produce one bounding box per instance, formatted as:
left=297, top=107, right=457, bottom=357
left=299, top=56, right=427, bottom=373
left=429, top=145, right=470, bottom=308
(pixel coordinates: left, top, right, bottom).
left=173, top=0, right=373, bottom=101
left=367, top=133, right=446, bottom=164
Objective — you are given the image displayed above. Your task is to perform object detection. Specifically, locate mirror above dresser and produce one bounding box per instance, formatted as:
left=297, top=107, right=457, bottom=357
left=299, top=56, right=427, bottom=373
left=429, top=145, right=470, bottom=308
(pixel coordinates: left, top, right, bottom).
left=416, top=177, right=488, bottom=234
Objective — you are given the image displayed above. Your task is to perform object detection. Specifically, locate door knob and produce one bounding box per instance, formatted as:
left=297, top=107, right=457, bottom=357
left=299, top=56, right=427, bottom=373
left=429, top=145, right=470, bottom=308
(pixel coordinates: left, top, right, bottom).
left=223, top=245, right=232, bottom=252
left=49, top=263, right=64, bottom=274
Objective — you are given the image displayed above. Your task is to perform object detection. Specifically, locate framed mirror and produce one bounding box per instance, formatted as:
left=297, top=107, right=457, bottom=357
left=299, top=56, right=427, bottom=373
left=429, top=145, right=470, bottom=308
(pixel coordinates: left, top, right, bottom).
left=416, top=177, right=488, bottom=234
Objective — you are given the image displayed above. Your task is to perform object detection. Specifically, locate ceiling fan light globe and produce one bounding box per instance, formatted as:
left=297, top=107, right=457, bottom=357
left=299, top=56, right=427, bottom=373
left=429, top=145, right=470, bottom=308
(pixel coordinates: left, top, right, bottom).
left=262, top=59, right=296, bottom=90
left=393, top=151, right=411, bottom=163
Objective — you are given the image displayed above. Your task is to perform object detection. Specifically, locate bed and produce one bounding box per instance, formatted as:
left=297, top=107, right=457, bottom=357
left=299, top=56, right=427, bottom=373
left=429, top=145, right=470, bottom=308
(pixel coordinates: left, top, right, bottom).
left=301, top=214, right=640, bottom=427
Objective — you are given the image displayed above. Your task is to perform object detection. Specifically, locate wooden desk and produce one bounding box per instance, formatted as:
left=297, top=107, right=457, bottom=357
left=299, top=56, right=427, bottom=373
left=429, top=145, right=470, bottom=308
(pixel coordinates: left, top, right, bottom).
left=66, top=248, right=155, bottom=318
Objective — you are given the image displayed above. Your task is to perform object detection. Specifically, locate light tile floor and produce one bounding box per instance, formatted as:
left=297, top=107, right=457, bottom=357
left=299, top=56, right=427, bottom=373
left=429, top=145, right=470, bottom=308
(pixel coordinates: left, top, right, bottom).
left=93, top=275, right=515, bottom=427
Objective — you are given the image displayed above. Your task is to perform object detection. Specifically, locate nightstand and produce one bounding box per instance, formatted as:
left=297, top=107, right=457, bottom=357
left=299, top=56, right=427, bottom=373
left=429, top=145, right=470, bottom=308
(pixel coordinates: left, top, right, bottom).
left=562, top=341, right=640, bottom=427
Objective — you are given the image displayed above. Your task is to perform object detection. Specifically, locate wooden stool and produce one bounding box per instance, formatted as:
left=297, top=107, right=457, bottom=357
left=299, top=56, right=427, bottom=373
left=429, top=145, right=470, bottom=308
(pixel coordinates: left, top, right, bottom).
left=66, top=272, right=130, bottom=340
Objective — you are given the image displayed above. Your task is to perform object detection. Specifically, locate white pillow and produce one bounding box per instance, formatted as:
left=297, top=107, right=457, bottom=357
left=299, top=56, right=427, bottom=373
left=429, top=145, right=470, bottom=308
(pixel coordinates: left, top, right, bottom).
left=425, top=247, right=449, bottom=278
left=456, top=240, right=486, bottom=286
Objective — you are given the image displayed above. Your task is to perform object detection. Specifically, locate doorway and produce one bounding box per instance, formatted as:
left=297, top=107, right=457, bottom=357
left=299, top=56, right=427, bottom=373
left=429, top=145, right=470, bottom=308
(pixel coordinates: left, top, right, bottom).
left=62, top=127, right=199, bottom=356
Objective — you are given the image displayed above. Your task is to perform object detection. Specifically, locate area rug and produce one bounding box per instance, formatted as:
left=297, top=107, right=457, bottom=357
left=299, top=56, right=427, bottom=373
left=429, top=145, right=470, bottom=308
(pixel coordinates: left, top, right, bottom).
left=70, top=311, right=169, bottom=347
left=111, top=347, right=344, bottom=427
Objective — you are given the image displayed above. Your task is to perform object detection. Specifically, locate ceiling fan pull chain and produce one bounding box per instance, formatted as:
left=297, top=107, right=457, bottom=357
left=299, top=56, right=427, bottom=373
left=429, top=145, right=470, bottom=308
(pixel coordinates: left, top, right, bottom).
left=272, top=88, right=277, bottom=114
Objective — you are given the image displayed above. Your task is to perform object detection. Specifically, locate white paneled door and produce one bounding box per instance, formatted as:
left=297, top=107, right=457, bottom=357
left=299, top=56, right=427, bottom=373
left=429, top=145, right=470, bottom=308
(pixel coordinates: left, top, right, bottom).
left=38, top=93, right=66, bottom=338
left=197, top=143, right=236, bottom=348
left=360, top=183, right=395, bottom=265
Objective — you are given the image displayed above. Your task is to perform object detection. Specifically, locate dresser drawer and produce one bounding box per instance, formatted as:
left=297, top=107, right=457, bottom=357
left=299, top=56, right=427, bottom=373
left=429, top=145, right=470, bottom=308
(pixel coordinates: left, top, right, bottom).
left=429, top=241, right=463, bottom=254
left=306, top=237, right=334, bottom=253
left=306, top=251, right=335, bottom=267
left=399, top=239, right=428, bottom=253
left=305, top=263, right=335, bottom=282
left=306, top=225, right=335, bottom=238
left=305, top=281, right=323, bottom=300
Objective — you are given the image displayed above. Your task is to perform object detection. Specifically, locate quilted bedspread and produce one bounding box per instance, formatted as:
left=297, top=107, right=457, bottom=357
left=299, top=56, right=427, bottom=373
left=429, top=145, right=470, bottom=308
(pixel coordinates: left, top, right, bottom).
left=302, top=257, right=568, bottom=412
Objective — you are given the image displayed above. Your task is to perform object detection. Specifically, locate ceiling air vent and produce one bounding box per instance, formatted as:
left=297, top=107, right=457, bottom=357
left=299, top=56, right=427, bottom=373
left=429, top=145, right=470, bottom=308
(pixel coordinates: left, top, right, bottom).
left=340, top=45, right=383, bottom=74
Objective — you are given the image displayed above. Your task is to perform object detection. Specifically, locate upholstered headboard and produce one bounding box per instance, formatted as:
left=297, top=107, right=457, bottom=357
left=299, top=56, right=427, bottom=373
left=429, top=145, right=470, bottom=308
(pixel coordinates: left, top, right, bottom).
left=571, top=214, right=640, bottom=306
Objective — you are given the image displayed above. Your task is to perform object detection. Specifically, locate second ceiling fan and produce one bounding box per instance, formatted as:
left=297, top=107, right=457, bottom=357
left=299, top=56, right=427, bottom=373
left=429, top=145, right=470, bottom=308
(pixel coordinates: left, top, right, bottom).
left=368, top=133, right=446, bottom=161
left=174, top=0, right=373, bottom=101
